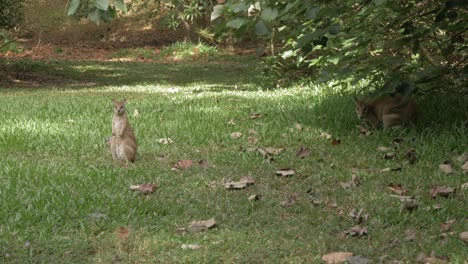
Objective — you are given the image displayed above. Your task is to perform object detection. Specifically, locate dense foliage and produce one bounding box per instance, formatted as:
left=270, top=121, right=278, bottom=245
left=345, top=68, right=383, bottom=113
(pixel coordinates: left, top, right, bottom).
left=211, top=0, right=467, bottom=94
left=0, top=0, right=25, bottom=29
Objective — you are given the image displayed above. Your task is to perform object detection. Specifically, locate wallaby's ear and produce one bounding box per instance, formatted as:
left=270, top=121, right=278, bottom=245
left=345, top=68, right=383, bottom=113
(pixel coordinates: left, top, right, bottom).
left=122, top=99, right=127, bottom=105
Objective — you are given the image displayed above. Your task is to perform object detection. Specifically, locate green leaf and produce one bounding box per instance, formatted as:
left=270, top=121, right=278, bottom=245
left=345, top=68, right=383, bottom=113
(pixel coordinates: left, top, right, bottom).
left=261, top=7, right=278, bottom=22
left=374, top=0, right=387, bottom=6
left=281, top=50, right=295, bottom=59
left=88, top=8, right=100, bottom=24
left=226, top=18, right=246, bottom=29
left=230, top=3, right=248, bottom=13
left=254, top=20, right=270, bottom=35
left=211, top=5, right=224, bottom=21
left=306, top=7, right=320, bottom=19
left=114, top=0, right=127, bottom=12
left=95, top=0, right=109, bottom=11
left=329, top=24, right=340, bottom=35
left=68, top=0, right=80, bottom=16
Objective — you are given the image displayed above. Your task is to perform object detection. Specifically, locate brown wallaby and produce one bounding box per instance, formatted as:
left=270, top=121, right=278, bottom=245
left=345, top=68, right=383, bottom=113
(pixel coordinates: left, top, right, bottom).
left=109, top=99, right=137, bottom=165
left=354, top=95, right=418, bottom=129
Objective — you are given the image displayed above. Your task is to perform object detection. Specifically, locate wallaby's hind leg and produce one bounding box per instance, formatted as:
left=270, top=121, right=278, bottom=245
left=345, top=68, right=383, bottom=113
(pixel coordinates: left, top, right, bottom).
left=382, top=114, right=401, bottom=129
left=109, top=136, right=118, bottom=160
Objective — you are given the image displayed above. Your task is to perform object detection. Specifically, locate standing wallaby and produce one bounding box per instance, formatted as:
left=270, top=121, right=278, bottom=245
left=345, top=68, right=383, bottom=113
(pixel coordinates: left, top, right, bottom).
left=354, top=95, right=418, bottom=129
left=109, top=99, right=137, bottom=165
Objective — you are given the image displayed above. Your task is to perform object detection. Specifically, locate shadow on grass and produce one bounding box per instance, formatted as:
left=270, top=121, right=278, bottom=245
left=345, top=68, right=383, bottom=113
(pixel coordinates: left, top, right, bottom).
left=0, top=56, right=262, bottom=91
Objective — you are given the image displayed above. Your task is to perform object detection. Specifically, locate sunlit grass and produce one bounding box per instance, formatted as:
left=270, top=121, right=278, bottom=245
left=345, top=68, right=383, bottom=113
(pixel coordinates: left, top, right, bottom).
left=0, top=55, right=467, bottom=263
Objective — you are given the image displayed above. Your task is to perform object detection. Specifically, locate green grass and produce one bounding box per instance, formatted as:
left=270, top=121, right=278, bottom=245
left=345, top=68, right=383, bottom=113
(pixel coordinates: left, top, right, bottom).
left=0, top=54, right=467, bottom=263
left=109, top=41, right=221, bottom=61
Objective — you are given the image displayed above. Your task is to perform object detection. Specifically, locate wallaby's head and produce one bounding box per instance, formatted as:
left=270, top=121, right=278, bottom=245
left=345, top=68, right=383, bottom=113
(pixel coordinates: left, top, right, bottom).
left=112, top=99, right=127, bottom=115
left=354, top=96, right=369, bottom=120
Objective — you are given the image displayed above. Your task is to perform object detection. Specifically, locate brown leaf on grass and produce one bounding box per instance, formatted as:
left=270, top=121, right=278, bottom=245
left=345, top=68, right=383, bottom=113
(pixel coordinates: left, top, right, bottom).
left=392, top=137, right=405, bottom=145
left=129, top=183, right=158, bottom=194
left=158, top=138, right=174, bottom=144
left=276, top=168, right=295, bottom=177
left=377, top=146, right=392, bottom=152
left=462, top=182, right=468, bottom=190
left=248, top=129, right=257, bottom=135
left=280, top=196, right=297, bottom=207
left=181, top=244, right=202, bottom=250
left=321, top=252, right=353, bottom=264
left=416, top=251, right=448, bottom=264
left=344, top=225, right=368, bottom=237
left=423, top=203, right=443, bottom=211
left=247, top=135, right=259, bottom=144
left=461, top=161, right=468, bottom=174
left=439, top=162, right=453, bottom=175
left=172, top=160, right=193, bottom=170
left=383, top=152, right=396, bottom=159
left=356, top=125, right=372, bottom=136
left=320, top=132, right=332, bottom=139
left=227, top=119, right=236, bottom=125
left=404, top=148, right=417, bottom=164
left=460, top=231, right=468, bottom=243
left=430, top=186, right=455, bottom=198
left=331, top=139, right=342, bottom=146
left=348, top=208, right=369, bottom=224
left=456, top=153, right=468, bottom=163
left=340, top=175, right=361, bottom=189
left=441, top=220, right=455, bottom=232
left=116, top=226, right=130, bottom=240
left=294, top=123, right=303, bottom=130
left=248, top=194, right=262, bottom=201
left=404, top=229, right=417, bottom=241
left=388, top=183, right=409, bottom=195
left=187, top=218, right=216, bottom=233
left=296, top=146, right=310, bottom=159
left=224, top=176, right=255, bottom=190
left=230, top=132, right=243, bottom=139
left=265, top=147, right=286, bottom=155
left=400, top=200, right=419, bottom=213
left=250, top=113, right=265, bottom=119
left=198, top=159, right=209, bottom=168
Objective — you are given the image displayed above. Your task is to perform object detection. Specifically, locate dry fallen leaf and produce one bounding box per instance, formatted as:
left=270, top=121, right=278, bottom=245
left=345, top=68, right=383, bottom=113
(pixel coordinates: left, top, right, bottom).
left=441, top=220, right=455, bottom=232
left=230, top=132, right=243, bottom=139
left=276, top=168, right=295, bottom=177
left=227, top=119, right=236, bottom=125
left=439, top=163, right=453, bottom=175
left=348, top=208, right=369, bottom=224
left=296, top=146, right=310, bottom=159
left=129, top=183, right=158, bottom=194
left=187, top=218, right=216, bottom=232
left=456, top=153, right=468, bottom=163
left=116, top=226, right=130, bottom=240
left=248, top=135, right=259, bottom=144
left=356, top=125, right=371, bottom=136
left=280, top=196, right=297, bottom=207
left=462, top=161, right=468, bottom=174
left=321, top=252, right=354, bottom=264
left=265, top=147, right=286, bottom=155
left=430, top=186, right=455, bottom=198
left=383, top=152, right=396, bottom=159
left=377, top=146, right=392, bottom=152
left=392, top=137, right=405, bottom=145
left=181, top=244, right=202, bottom=250
left=158, top=138, right=174, bottom=144
left=388, top=183, right=409, bottom=195
left=172, top=160, right=193, bottom=170
left=224, top=176, right=255, bottom=190
left=294, top=123, right=303, bottom=130
left=320, top=132, right=332, bottom=139
left=340, top=175, right=361, bottom=189
left=416, top=251, right=448, bottom=264
left=400, top=200, right=418, bottom=213
left=460, top=231, right=468, bottom=243
left=404, top=148, right=417, bottom=164
left=331, top=139, right=342, bottom=146
left=250, top=113, right=265, bottom=119
left=133, top=109, right=140, bottom=118
left=461, top=182, right=468, bottom=190
left=344, top=226, right=368, bottom=237
left=248, top=194, right=262, bottom=201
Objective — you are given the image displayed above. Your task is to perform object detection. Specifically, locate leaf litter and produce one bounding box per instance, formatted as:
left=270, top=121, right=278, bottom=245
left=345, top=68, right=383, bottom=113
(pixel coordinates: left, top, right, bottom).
left=348, top=208, right=369, bottom=224
left=321, top=252, right=353, bottom=264
left=185, top=218, right=217, bottom=233
left=280, top=195, right=297, bottom=207
left=129, top=183, right=158, bottom=194
left=340, top=175, right=361, bottom=189
left=343, top=225, right=368, bottom=237
left=388, top=183, right=409, bottom=195
left=115, top=226, right=130, bottom=240
left=430, top=186, right=455, bottom=198
left=296, top=146, right=310, bottom=159
left=224, top=176, right=255, bottom=190
left=276, top=169, right=295, bottom=177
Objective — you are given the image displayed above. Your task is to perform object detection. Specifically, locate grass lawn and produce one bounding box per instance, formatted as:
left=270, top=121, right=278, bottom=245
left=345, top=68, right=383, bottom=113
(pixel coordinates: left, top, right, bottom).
left=0, top=49, right=467, bottom=263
